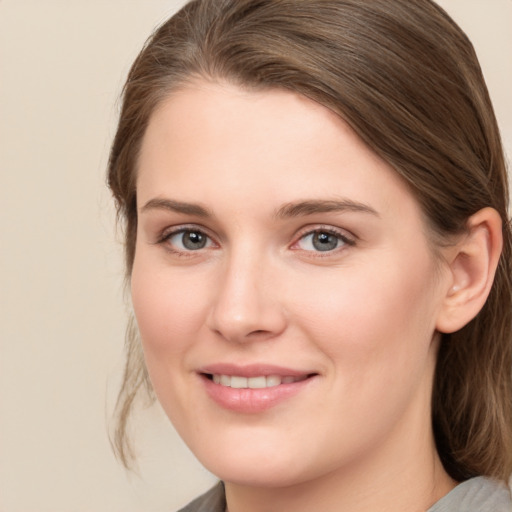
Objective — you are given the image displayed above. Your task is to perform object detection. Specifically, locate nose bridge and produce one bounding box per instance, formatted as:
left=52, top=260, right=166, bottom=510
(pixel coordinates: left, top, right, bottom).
left=207, top=241, right=286, bottom=342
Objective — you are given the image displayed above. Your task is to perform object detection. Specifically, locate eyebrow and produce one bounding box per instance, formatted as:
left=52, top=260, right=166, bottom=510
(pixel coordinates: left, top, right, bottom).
left=274, top=199, right=379, bottom=219
left=139, top=197, right=379, bottom=219
left=140, top=198, right=212, bottom=217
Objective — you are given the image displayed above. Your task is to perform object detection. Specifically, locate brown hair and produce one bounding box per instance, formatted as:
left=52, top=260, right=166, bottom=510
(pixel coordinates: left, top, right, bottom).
left=108, top=0, right=512, bottom=480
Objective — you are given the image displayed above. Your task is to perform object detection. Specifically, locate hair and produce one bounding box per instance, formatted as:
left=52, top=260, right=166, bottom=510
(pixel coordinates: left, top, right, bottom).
left=108, top=0, right=512, bottom=481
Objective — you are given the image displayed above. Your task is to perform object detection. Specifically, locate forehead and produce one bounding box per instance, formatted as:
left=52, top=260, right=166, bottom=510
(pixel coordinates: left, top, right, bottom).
left=138, top=81, right=354, bottom=172
left=136, top=80, right=420, bottom=224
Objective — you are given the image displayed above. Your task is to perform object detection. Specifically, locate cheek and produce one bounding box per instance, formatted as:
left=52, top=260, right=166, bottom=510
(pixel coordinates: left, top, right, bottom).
left=130, top=255, right=208, bottom=361
left=290, top=255, right=439, bottom=376
left=130, top=255, right=215, bottom=417
left=286, top=260, right=441, bottom=446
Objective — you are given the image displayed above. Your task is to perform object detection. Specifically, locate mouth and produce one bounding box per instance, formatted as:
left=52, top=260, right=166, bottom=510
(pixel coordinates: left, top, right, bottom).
left=203, top=373, right=313, bottom=389
left=198, top=365, right=318, bottom=413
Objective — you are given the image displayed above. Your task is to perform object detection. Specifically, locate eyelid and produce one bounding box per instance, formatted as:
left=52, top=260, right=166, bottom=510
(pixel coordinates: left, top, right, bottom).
left=290, top=225, right=356, bottom=252
left=156, top=224, right=219, bottom=252
left=153, top=223, right=355, bottom=255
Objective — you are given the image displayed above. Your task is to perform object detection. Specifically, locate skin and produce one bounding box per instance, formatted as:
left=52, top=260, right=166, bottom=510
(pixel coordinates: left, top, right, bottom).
left=132, top=81, right=458, bottom=512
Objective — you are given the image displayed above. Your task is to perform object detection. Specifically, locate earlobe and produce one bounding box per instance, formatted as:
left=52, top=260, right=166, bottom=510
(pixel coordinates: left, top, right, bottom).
left=436, top=207, right=503, bottom=334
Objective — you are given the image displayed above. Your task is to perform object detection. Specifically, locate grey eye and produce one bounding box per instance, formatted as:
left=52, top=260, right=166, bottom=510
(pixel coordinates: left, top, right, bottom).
left=182, top=231, right=207, bottom=250
left=168, top=230, right=212, bottom=251
left=296, top=230, right=346, bottom=252
left=311, top=232, right=340, bottom=251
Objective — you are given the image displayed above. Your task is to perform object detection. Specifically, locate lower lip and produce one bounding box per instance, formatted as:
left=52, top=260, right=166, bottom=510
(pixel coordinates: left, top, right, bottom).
left=200, top=374, right=316, bottom=413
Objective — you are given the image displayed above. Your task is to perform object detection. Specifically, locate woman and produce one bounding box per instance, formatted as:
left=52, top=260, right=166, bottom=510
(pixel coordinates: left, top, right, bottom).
left=108, top=0, right=512, bottom=510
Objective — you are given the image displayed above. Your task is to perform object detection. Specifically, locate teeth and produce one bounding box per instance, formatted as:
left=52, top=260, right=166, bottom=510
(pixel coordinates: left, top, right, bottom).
left=247, top=376, right=267, bottom=389
left=211, top=374, right=306, bottom=388
left=230, top=376, right=248, bottom=389
left=266, top=375, right=282, bottom=387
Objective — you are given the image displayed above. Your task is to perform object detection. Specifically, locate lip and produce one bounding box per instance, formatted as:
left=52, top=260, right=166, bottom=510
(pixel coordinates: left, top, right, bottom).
left=199, top=363, right=314, bottom=378
left=197, top=363, right=318, bottom=413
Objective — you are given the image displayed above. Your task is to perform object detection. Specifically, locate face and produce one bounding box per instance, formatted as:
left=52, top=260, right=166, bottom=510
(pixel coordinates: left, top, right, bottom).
left=132, top=81, right=451, bottom=488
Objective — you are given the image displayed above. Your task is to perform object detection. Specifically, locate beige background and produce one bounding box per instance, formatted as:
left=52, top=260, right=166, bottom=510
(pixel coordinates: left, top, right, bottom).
left=0, top=1, right=510, bottom=511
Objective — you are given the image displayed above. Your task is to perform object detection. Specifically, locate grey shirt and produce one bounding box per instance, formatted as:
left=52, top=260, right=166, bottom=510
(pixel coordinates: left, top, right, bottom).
left=178, top=477, right=512, bottom=512
left=427, top=477, right=511, bottom=511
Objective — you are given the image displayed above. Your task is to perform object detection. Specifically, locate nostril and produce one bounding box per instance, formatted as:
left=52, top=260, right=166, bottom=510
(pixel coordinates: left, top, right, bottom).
left=206, top=294, right=288, bottom=343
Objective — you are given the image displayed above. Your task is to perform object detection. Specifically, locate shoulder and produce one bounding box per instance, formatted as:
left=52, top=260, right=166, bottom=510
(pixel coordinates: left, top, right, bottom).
left=176, top=482, right=226, bottom=512
left=428, top=476, right=512, bottom=512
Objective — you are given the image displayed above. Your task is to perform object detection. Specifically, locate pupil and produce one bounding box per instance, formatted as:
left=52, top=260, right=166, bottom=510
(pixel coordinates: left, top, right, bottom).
left=312, top=232, right=338, bottom=251
left=183, top=231, right=206, bottom=250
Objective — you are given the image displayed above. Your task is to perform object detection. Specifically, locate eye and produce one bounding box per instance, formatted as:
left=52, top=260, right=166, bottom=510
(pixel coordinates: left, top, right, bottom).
left=164, top=228, right=215, bottom=251
left=294, top=229, right=354, bottom=252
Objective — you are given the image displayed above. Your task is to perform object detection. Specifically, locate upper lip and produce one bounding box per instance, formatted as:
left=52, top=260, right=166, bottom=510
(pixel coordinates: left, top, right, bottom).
left=198, top=363, right=317, bottom=378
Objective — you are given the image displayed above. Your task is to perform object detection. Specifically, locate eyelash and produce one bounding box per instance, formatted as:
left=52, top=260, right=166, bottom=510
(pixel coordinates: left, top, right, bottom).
left=291, top=226, right=356, bottom=255
left=156, top=225, right=356, bottom=256
left=156, top=225, right=217, bottom=257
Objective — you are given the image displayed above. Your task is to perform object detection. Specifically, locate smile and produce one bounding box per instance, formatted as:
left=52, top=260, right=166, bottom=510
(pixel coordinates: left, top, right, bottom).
left=209, top=374, right=309, bottom=389
left=199, top=367, right=318, bottom=413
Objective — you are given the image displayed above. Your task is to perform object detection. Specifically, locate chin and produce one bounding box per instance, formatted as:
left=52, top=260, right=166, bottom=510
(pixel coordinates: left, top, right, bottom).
left=208, top=460, right=309, bottom=488
left=190, top=438, right=322, bottom=489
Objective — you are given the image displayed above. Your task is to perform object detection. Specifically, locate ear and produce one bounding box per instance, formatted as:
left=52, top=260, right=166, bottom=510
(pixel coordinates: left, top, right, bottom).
left=436, top=207, right=503, bottom=334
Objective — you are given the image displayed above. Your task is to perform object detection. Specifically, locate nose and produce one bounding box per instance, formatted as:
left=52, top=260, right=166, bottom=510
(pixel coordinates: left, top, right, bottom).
left=206, top=250, right=287, bottom=343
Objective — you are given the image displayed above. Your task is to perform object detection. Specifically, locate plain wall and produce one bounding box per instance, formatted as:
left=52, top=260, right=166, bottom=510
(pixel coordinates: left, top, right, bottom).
left=0, top=1, right=510, bottom=511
